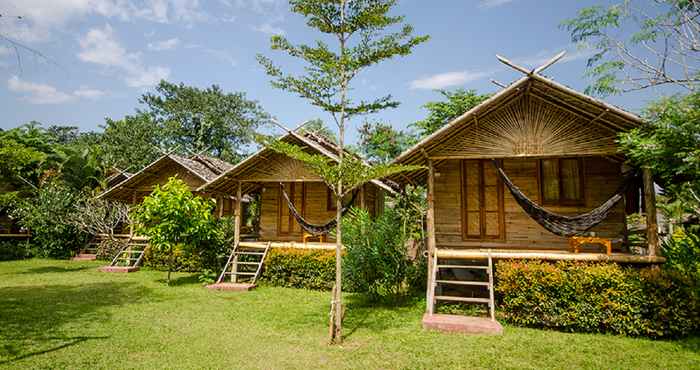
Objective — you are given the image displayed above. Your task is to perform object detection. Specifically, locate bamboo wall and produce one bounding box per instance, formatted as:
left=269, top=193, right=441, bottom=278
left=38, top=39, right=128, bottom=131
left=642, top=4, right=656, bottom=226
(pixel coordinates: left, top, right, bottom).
left=433, top=157, right=627, bottom=251
left=258, top=182, right=379, bottom=242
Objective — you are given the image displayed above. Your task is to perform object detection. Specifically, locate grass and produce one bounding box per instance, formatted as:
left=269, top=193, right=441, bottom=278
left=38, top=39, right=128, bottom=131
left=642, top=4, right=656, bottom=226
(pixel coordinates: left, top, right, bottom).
left=0, top=259, right=698, bottom=369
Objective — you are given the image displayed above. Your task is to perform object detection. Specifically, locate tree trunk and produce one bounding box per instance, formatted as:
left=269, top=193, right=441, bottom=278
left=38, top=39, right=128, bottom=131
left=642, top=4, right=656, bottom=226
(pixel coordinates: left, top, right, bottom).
left=167, top=246, right=174, bottom=285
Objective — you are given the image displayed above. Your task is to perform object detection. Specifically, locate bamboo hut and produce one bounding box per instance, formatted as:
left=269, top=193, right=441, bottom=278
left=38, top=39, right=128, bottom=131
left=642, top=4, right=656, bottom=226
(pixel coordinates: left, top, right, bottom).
left=200, top=129, right=392, bottom=250
left=390, top=53, right=665, bottom=331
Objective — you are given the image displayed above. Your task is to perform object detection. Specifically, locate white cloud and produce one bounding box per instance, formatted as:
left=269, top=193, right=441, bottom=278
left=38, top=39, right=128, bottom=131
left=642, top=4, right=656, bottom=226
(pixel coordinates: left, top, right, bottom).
left=0, top=0, right=208, bottom=43
left=73, top=86, right=106, bottom=99
left=148, top=37, right=180, bottom=51
left=7, top=76, right=106, bottom=104
left=479, top=0, right=515, bottom=8
left=78, top=24, right=171, bottom=87
left=410, top=71, right=490, bottom=90
left=235, top=0, right=284, bottom=14
left=253, top=23, right=285, bottom=36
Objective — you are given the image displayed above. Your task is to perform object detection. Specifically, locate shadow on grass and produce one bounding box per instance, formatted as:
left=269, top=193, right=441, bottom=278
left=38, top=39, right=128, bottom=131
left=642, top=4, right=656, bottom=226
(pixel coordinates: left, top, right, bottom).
left=21, top=266, right=94, bottom=274
left=0, top=282, right=149, bottom=364
left=342, top=293, right=423, bottom=340
left=155, top=274, right=201, bottom=287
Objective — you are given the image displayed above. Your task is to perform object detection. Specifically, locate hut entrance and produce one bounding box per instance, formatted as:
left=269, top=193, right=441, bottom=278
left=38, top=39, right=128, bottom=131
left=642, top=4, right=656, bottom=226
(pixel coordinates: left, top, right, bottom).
left=461, top=159, right=505, bottom=241
left=277, top=182, right=305, bottom=236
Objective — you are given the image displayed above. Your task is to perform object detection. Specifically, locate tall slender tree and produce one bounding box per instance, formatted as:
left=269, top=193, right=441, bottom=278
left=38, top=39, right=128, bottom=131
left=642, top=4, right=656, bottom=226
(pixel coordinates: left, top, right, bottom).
left=257, top=0, right=428, bottom=343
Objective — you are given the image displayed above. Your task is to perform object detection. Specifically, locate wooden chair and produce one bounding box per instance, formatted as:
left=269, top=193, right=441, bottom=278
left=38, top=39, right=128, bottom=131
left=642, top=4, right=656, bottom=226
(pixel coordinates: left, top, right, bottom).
left=303, top=232, right=325, bottom=243
left=569, top=236, right=612, bottom=255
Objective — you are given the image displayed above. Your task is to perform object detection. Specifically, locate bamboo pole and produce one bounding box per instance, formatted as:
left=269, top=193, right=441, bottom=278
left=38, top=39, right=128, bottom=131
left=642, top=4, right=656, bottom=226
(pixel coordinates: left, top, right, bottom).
left=425, top=154, right=437, bottom=315
left=643, top=168, right=659, bottom=256
left=232, top=181, right=242, bottom=283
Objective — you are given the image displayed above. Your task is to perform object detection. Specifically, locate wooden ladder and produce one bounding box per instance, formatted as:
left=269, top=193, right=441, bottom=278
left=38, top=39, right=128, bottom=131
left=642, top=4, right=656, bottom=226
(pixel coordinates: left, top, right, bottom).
left=216, top=242, right=271, bottom=284
left=428, top=250, right=495, bottom=320
left=109, top=236, right=149, bottom=268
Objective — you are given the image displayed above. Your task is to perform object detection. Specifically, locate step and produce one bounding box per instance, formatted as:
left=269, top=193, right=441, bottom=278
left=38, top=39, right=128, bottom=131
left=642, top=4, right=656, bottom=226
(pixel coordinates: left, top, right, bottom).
left=235, top=261, right=261, bottom=265
left=226, top=271, right=256, bottom=276
left=422, top=314, right=503, bottom=335
left=236, top=252, right=265, bottom=256
left=206, top=282, right=256, bottom=292
left=435, top=280, right=489, bottom=287
left=435, top=296, right=491, bottom=304
left=437, top=265, right=488, bottom=270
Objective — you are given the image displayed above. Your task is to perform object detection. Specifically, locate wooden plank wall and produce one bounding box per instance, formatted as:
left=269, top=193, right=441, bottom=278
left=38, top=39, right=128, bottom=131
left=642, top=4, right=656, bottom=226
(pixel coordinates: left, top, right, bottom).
left=434, top=157, right=627, bottom=250
left=258, top=182, right=380, bottom=242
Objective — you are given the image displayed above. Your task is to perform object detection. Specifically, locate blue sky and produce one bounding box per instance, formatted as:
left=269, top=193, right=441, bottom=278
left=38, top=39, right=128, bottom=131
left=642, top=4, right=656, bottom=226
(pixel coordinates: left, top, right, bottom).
left=0, top=0, right=675, bottom=143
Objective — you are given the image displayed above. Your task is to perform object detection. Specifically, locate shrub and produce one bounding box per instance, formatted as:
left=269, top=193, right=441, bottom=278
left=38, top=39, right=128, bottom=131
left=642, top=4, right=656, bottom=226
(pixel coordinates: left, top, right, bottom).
left=12, top=180, right=87, bottom=258
left=260, top=248, right=335, bottom=290
left=662, top=228, right=700, bottom=280
left=0, top=240, right=34, bottom=261
left=342, top=207, right=413, bottom=301
left=131, top=177, right=219, bottom=283
left=496, top=260, right=700, bottom=338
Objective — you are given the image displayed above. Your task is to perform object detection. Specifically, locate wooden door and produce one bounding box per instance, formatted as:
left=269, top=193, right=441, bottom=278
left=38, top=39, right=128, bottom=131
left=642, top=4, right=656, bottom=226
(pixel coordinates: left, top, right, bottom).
left=462, top=160, right=505, bottom=240
left=278, top=182, right=305, bottom=236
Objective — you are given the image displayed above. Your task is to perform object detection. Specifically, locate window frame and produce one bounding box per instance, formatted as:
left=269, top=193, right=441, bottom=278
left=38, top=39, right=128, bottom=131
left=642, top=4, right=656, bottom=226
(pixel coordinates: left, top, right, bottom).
left=460, top=159, right=505, bottom=241
left=538, top=158, right=585, bottom=207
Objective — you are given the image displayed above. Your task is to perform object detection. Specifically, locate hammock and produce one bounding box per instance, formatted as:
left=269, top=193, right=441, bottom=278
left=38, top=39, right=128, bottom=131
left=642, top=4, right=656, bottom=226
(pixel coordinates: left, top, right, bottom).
left=279, top=183, right=358, bottom=236
left=492, top=160, right=637, bottom=237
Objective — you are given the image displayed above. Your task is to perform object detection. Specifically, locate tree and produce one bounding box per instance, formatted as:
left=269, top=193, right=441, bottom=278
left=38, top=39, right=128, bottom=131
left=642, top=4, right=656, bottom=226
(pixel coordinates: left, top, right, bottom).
left=619, top=91, right=700, bottom=217
left=100, top=113, right=163, bottom=171
left=299, top=118, right=338, bottom=143
left=562, top=0, right=700, bottom=96
left=140, top=81, right=270, bottom=163
left=131, top=177, right=217, bottom=284
left=412, top=89, right=490, bottom=138
left=257, top=0, right=428, bottom=343
left=357, top=120, right=413, bottom=163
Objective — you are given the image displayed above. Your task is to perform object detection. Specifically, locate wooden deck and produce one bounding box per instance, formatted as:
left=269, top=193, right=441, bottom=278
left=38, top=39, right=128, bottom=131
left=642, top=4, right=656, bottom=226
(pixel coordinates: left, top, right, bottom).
left=240, top=241, right=337, bottom=250
left=435, top=248, right=665, bottom=264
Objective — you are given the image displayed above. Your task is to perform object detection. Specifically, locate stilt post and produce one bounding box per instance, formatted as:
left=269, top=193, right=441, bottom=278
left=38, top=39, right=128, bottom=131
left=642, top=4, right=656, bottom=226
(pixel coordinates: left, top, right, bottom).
left=424, top=151, right=437, bottom=314
left=642, top=168, right=659, bottom=256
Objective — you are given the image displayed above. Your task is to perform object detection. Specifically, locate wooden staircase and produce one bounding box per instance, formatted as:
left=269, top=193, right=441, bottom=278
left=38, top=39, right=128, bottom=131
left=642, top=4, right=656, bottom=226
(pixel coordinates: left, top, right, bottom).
left=423, top=250, right=502, bottom=334
left=99, top=236, right=149, bottom=273
left=208, top=241, right=271, bottom=291
left=72, top=238, right=99, bottom=261
left=428, top=253, right=496, bottom=321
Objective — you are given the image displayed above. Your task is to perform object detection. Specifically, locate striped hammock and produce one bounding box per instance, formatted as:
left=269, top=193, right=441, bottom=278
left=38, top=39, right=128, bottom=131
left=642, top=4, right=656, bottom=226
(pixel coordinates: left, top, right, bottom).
left=492, top=160, right=636, bottom=237
left=279, top=183, right=358, bottom=236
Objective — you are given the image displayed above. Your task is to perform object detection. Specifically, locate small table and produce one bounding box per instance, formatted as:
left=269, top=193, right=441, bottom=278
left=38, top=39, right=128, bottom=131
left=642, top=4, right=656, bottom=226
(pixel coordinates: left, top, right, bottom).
left=569, top=236, right=612, bottom=255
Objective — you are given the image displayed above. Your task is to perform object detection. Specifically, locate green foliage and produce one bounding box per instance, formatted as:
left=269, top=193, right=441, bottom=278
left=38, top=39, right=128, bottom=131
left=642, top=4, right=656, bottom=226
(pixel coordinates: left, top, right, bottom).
left=140, top=81, right=269, bottom=163
left=619, top=92, right=700, bottom=213
left=562, top=1, right=700, bottom=95
left=663, top=228, right=700, bottom=281
left=357, top=120, right=414, bottom=163
left=412, top=89, right=490, bottom=138
left=100, top=113, right=163, bottom=171
left=11, top=180, right=87, bottom=258
left=260, top=248, right=336, bottom=290
left=131, top=177, right=219, bottom=282
left=496, top=260, right=700, bottom=338
left=0, top=240, right=34, bottom=261
left=342, top=207, right=413, bottom=301
left=298, top=118, right=337, bottom=143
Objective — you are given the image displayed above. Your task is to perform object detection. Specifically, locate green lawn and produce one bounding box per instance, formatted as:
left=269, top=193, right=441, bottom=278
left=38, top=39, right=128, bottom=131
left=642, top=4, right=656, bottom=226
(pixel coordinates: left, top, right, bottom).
left=1, top=259, right=698, bottom=369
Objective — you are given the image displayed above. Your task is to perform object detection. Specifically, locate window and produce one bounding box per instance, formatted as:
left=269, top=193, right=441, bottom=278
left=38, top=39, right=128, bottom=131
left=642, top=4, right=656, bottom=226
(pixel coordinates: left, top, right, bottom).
left=461, top=159, right=504, bottom=240
left=539, top=158, right=584, bottom=206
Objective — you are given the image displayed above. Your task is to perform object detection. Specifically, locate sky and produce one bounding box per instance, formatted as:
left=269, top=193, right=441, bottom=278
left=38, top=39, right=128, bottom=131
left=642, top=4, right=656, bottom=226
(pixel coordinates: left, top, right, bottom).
left=0, top=0, right=678, bottom=144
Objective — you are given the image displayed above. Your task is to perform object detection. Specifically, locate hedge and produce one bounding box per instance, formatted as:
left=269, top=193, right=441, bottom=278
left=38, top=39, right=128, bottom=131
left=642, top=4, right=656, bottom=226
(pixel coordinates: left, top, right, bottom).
left=496, top=260, right=700, bottom=338
left=259, top=248, right=335, bottom=290
left=0, top=240, right=34, bottom=261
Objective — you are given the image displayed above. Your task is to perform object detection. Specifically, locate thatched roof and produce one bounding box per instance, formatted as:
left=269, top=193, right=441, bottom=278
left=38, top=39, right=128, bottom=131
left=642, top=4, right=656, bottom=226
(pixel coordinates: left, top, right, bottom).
left=97, top=154, right=234, bottom=201
left=200, top=129, right=394, bottom=196
left=391, top=69, right=644, bottom=185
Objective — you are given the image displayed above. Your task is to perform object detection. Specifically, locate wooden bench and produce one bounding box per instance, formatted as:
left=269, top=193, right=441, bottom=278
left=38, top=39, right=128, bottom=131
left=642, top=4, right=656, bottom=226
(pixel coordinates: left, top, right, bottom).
left=303, top=232, right=326, bottom=243
left=569, top=236, right=612, bottom=255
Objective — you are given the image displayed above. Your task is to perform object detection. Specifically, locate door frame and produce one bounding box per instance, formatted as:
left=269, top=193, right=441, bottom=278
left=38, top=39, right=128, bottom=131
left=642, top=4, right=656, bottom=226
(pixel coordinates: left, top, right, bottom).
left=460, top=159, right=506, bottom=241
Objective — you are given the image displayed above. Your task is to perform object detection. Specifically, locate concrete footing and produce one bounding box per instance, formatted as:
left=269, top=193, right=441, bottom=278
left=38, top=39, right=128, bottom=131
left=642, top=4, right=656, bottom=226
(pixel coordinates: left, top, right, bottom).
left=422, top=313, right=503, bottom=335
left=98, top=266, right=140, bottom=273
left=72, top=254, right=97, bottom=261
left=206, top=282, right=256, bottom=292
